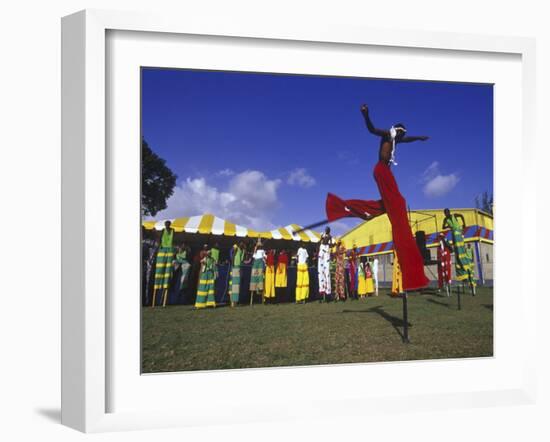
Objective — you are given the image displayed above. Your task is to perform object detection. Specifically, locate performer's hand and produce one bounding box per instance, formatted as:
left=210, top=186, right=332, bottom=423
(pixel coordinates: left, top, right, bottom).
left=360, top=104, right=369, bottom=114
left=420, top=136, right=429, bottom=141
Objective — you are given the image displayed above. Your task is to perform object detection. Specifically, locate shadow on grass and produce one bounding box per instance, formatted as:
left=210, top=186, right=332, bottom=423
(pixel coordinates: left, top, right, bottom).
left=482, top=304, right=493, bottom=311
left=425, top=298, right=452, bottom=308
left=342, top=305, right=411, bottom=340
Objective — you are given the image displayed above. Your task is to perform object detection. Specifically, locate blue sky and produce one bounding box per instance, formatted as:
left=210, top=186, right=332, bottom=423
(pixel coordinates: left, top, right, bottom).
left=142, top=68, right=493, bottom=235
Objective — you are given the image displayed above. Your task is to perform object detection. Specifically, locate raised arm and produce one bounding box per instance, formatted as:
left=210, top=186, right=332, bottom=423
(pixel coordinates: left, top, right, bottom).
left=398, top=135, right=429, bottom=144
left=456, top=214, right=467, bottom=229
left=360, top=105, right=389, bottom=138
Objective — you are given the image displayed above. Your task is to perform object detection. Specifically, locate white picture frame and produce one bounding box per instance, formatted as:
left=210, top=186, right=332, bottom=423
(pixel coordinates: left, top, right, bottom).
left=61, top=9, right=537, bottom=433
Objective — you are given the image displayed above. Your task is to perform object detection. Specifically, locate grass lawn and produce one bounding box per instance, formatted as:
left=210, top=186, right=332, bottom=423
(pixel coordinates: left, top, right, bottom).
left=142, top=287, right=493, bottom=373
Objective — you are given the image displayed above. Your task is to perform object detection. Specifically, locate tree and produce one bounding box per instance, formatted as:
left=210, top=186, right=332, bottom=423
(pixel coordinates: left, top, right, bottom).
left=141, top=138, right=177, bottom=217
left=475, top=191, right=493, bottom=215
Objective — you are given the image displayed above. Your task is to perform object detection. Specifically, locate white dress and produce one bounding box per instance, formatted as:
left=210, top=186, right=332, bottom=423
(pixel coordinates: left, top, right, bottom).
left=318, top=244, right=331, bottom=295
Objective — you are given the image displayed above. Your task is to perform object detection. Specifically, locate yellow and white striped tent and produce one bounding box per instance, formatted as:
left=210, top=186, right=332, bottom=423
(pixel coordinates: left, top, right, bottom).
left=142, top=213, right=322, bottom=243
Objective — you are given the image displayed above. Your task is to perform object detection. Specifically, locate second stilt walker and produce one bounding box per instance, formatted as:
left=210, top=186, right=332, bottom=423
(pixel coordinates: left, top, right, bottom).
left=325, top=104, right=429, bottom=291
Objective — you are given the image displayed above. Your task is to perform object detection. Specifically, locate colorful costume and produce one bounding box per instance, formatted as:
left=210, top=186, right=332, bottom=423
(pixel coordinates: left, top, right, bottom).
left=264, top=250, right=276, bottom=299
left=296, top=247, right=309, bottom=302
left=230, top=246, right=244, bottom=304
left=275, top=251, right=288, bottom=288
left=195, top=253, right=217, bottom=308
left=348, top=248, right=358, bottom=297
left=391, top=253, right=403, bottom=295
left=326, top=161, right=429, bottom=291
left=153, top=228, right=175, bottom=290
left=249, top=248, right=266, bottom=292
left=318, top=243, right=332, bottom=297
left=365, top=265, right=374, bottom=295
left=466, top=246, right=476, bottom=280
left=437, top=237, right=452, bottom=290
left=447, top=215, right=476, bottom=287
left=358, top=262, right=367, bottom=297
left=334, top=243, right=346, bottom=300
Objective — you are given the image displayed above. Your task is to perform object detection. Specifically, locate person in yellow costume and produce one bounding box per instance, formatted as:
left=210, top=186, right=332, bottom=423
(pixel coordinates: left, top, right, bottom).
left=264, top=249, right=276, bottom=303
left=295, top=246, right=309, bottom=303
left=391, top=252, right=404, bottom=296
left=357, top=257, right=367, bottom=299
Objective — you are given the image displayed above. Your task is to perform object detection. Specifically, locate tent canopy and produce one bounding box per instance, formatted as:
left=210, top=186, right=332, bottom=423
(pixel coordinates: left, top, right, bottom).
left=142, top=213, right=322, bottom=243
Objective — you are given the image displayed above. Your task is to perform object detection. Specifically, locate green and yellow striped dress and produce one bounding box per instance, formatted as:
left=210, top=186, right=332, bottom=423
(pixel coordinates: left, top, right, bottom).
left=230, top=246, right=244, bottom=303
left=448, top=215, right=475, bottom=286
left=153, top=228, right=175, bottom=290
left=195, top=253, right=217, bottom=308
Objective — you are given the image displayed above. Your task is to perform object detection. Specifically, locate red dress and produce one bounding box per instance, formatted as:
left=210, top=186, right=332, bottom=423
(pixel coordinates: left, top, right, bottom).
left=326, top=161, right=429, bottom=291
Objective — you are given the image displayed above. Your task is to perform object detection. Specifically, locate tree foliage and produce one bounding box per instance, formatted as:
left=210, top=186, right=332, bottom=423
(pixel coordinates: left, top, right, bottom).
left=475, top=191, right=493, bottom=215
left=141, top=139, right=177, bottom=217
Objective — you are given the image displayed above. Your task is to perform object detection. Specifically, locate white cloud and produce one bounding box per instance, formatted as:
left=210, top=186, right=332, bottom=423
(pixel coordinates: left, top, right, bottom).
left=421, top=161, right=460, bottom=198
left=287, top=168, right=316, bottom=188
left=149, top=170, right=282, bottom=231
left=216, top=168, right=235, bottom=177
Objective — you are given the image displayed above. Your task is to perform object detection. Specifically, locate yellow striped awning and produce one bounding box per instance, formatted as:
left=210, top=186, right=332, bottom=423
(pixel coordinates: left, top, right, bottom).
left=142, top=213, right=321, bottom=243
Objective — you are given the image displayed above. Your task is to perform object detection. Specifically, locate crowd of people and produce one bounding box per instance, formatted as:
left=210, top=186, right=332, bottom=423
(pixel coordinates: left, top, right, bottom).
left=143, top=222, right=391, bottom=309
left=142, top=205, right=478, bottom=309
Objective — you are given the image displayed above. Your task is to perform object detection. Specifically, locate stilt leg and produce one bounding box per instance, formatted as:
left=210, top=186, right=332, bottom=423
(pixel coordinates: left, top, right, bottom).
left=402, top=292, right=410, bottom=344
left=162, top=288, right=168, bottom=307
left=151, top=289, right=157, bottom=308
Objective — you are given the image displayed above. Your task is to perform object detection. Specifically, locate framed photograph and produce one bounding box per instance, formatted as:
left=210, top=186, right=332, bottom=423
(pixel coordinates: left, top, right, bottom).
left=61, top=9, right=537, bottom=433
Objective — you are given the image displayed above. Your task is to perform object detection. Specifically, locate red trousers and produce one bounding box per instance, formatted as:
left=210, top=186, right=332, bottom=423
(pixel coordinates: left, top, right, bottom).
left=326, top=161, right=429, bottom=291
left=437, top=245, right=452, bottom=289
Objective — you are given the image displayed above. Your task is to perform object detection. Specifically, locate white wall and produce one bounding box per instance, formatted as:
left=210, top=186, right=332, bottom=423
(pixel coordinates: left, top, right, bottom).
left=0, top=1, right=548, bottom=441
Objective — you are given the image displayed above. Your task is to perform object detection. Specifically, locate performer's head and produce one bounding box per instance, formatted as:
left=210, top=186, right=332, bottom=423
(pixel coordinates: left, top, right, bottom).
left=444, top=208, right=451, bottom=217
left=325, top=226, right=331, bottom=234
left=164, top=220, right=172, bottom=229
left=391, top=123, right=407, bottom=141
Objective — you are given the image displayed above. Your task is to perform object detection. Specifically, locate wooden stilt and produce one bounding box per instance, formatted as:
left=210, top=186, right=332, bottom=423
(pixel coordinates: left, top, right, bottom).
left=151, top=289, right=157, bottom=308
left=162, top=289, right=168, bottom=307
left=250, top=291, right=254, bottom=306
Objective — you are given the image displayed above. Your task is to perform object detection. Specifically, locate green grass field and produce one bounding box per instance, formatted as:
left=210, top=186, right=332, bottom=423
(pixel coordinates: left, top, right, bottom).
left=142, top=287, right=493, bottom=373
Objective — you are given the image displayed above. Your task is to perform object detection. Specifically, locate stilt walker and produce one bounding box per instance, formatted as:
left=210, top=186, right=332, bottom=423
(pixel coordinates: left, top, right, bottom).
left=323, top=105, right=430, bottom=342
left=334, top=240, right=346, bottom=301
left=443, top=209, right=476, bottom=297
left=317, top=227, right=334, bottom=302
left=152, top=220, right=175, bottom=308
left=295, top=246, right=310, bottom=303
left=436, top=232, right=452, bottom=298
left=195, top=250, right=217, bottom=309
left=229, top=242, right=245, bottom=307
left=249, top=239, right=266, bottom=306
left=264, top=249, right=276, bottom=303
left=275, top=249, right=289, bottom=301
